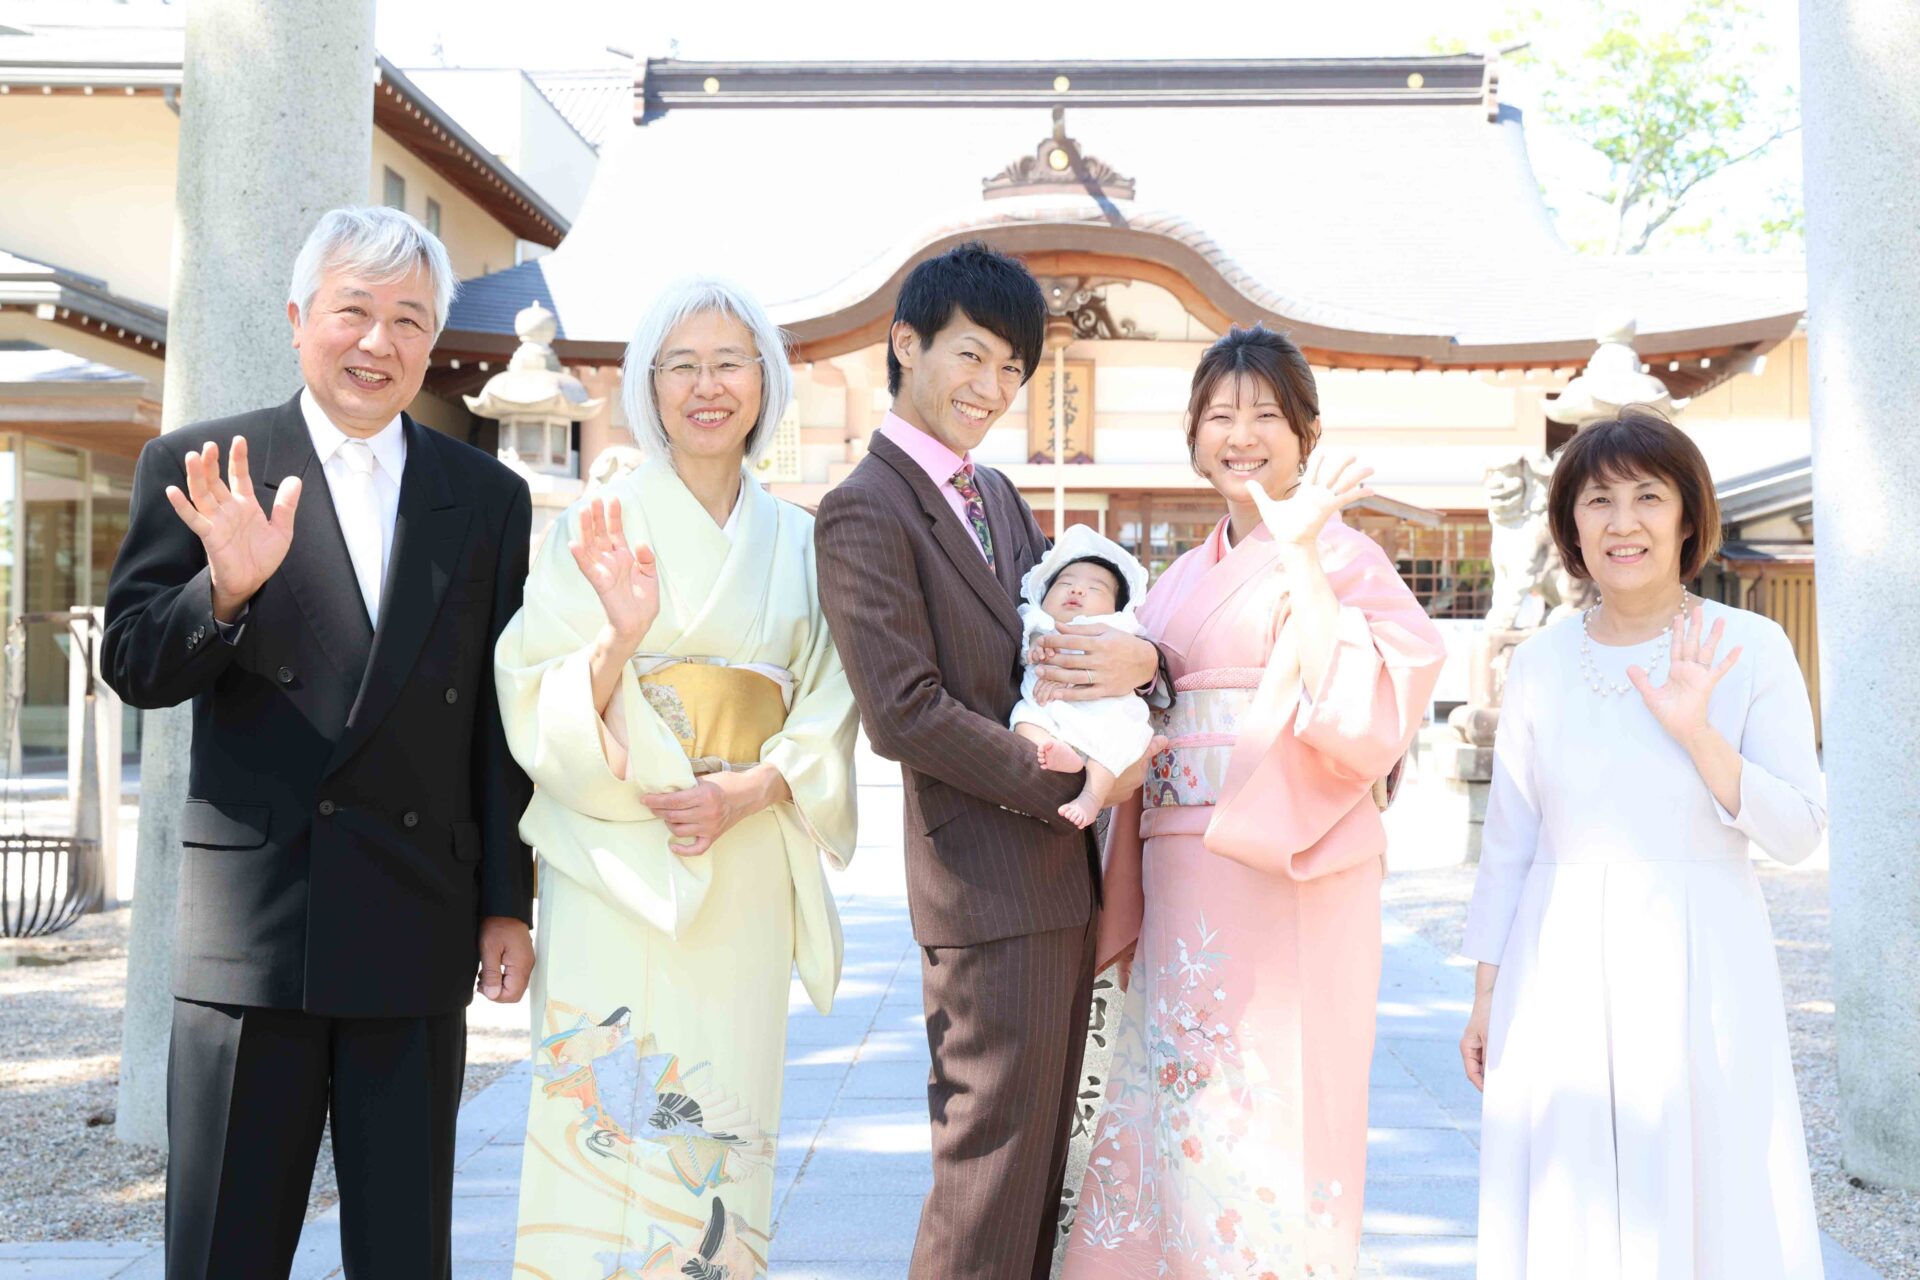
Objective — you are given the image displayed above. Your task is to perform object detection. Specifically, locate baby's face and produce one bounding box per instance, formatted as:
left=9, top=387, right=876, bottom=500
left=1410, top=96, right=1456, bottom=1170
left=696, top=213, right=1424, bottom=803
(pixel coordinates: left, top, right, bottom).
left=1041, top=562, right=1121, bottom=623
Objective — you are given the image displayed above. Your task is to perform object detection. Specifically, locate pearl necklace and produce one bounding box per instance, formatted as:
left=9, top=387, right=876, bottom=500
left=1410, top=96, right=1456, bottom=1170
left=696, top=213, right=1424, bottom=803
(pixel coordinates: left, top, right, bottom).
left=1578, top=590, right=1691, bottom=697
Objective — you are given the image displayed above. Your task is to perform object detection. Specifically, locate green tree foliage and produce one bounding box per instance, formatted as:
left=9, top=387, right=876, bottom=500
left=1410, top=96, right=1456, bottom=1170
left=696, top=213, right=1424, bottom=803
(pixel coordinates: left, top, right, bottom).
left=1509, top=0, right=1799, bottom=253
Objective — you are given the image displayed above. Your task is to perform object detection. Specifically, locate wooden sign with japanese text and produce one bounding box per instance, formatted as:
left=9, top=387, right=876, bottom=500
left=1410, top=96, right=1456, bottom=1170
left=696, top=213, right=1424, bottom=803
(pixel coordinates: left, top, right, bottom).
left=1027, top=360, right=1095, bottom=463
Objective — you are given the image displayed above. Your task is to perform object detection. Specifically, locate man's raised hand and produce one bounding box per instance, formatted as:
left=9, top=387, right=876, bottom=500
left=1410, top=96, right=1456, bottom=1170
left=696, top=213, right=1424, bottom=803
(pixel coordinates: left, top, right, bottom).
left=164, top=437, right=302, bottom=622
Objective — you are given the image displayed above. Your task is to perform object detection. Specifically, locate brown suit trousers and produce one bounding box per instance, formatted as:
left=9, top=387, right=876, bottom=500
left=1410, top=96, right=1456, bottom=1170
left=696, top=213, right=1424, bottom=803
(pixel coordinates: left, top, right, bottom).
left=815, top=432, right=1099, bottom=1278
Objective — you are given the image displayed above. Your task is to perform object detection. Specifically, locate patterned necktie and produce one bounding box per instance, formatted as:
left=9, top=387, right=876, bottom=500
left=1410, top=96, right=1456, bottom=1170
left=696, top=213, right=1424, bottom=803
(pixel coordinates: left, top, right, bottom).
left=948, top=461, right=996, bottom=572
left=335, top=439, right=385, bottom=628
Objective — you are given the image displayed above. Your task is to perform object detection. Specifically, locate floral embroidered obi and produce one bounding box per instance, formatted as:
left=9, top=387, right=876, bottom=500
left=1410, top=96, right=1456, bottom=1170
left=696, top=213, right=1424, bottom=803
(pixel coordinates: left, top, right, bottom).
left=631, top=655, right=790, bottom=775
left=1141, top=667, right=1263, bottom=815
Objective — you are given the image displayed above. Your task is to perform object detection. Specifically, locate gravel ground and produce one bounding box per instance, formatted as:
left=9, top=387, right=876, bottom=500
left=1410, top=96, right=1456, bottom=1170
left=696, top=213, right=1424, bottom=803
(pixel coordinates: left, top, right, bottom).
left=0, top=908, right=530, bottom=1245
left=1382, top=861, right=1920, bottom=1280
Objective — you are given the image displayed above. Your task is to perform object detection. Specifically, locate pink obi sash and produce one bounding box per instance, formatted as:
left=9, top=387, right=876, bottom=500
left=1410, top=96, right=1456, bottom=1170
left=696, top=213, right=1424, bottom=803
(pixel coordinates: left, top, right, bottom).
left=1143, top=667, right=1265, bottom=811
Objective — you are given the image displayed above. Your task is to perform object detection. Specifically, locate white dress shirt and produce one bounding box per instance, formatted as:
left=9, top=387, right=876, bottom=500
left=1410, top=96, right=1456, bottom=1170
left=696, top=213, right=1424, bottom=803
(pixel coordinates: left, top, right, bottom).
left=300, top=389, right=407, bottom=625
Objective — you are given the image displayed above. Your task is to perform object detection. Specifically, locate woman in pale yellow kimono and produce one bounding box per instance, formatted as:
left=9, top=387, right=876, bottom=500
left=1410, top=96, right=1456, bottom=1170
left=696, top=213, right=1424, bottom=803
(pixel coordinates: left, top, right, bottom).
left=495, top=279, right=857, bottom=1280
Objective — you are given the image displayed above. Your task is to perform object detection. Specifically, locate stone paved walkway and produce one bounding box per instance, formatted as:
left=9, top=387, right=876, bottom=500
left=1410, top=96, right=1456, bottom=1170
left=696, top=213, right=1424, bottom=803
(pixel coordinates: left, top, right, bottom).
left=0, top=765, right=1885, bottom=1278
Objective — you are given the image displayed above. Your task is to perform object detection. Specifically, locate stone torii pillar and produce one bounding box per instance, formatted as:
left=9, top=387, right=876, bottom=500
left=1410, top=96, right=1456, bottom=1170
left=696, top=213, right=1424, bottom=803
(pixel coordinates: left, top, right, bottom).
left=1802, top=0, right=1920, bottom=1190
left=116, top=0, right=376, bottom=1149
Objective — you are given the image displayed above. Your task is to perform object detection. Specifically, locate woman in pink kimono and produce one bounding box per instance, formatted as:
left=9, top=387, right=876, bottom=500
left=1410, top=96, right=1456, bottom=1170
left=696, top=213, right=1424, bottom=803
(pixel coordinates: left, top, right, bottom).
left=1060, top=325, right=1445, bottom=1280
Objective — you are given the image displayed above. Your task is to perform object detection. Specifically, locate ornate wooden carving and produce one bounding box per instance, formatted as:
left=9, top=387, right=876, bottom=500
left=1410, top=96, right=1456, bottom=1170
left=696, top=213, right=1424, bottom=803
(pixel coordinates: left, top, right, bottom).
left=984, top=107, right=1136, bottom=200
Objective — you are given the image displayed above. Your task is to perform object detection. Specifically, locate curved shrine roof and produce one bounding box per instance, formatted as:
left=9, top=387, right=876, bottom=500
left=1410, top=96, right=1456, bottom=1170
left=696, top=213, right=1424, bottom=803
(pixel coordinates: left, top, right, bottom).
left=445, top=57, right=1805, bottom=368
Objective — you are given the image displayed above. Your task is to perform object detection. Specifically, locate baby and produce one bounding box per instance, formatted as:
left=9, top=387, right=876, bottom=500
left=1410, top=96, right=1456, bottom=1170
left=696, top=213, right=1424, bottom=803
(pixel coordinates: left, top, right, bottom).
left=1009, top=525, right=1165, bottom=829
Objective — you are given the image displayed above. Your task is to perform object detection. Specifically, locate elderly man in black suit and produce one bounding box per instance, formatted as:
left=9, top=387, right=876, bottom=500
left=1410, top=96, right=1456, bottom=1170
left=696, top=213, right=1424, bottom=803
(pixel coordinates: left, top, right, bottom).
left=103, top=206, right=534, bottom=1279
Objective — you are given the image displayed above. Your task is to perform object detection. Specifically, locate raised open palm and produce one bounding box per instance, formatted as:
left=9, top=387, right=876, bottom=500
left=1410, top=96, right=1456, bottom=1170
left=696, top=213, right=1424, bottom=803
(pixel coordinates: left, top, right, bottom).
left=164, top=437, right=302, bottom=613
left=1628, top=606, right=1742, bottom=742
left=568, top=497, right=660, bottom=641
left=1249, top=452, right=1376, bottom=548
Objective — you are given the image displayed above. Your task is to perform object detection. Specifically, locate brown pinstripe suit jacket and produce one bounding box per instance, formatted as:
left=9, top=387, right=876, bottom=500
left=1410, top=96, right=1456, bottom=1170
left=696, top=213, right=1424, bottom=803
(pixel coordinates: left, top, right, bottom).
left=815, top=432, right=1096, bottom=947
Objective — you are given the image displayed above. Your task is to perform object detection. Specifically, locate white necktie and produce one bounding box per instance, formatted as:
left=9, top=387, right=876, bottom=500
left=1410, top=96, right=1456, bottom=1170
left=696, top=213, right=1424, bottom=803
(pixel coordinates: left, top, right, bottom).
left=335, top=439, right=384, bottom=628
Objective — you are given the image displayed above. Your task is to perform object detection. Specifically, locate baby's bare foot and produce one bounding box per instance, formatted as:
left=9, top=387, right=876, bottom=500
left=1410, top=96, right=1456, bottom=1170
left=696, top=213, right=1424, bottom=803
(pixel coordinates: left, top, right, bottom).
left=1059, top=797, right=1099, bottom=828
left=1037, top=739, right=1085, bottom=773
left=1148, top=734, right=1171, bottom=759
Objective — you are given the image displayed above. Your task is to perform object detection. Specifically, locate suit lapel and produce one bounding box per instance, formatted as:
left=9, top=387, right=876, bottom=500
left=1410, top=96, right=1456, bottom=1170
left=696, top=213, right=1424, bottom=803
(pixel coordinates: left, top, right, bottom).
left=869, top=434, right=1022, bottom=639
left=327, top=417, right=471, bottom=776
left=255, top=393, right=375, bottom=679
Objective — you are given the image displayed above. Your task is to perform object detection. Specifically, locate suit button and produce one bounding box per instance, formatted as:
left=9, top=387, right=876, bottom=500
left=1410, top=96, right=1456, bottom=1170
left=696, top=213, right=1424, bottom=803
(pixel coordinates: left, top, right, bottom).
left=318, top=800, right=336, bottom=816
left=277, top=666, right=294, bottom=684
left=444, top=688, right=458, bottom=704
left=403, top=811, right=419, bottom=828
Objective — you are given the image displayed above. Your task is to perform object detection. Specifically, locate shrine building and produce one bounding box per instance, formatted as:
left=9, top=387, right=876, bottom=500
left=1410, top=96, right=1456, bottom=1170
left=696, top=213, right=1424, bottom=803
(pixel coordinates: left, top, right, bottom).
left=436, top=55, right=1814, bottom=702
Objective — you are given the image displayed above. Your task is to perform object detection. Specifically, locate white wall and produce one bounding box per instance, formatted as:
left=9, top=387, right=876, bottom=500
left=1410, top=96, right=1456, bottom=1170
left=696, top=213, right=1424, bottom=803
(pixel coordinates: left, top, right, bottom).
left=0, top=96, right=182, bottom=308
left=401, top=67, right=598, bottom=221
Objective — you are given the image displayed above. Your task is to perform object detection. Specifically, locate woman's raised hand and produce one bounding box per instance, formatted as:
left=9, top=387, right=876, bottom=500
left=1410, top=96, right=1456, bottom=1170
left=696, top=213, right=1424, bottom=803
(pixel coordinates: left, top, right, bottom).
left=1249, top=453, right=1376, bottom=550
left=1627, top=605, right=1742, bottom=744
left=568, top=497, right=660, bottom=643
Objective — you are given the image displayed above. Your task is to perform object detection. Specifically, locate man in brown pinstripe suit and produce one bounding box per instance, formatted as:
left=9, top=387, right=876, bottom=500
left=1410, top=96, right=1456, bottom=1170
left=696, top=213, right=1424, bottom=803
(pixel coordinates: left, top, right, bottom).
left=815, top=243, right=1162, bottom=1279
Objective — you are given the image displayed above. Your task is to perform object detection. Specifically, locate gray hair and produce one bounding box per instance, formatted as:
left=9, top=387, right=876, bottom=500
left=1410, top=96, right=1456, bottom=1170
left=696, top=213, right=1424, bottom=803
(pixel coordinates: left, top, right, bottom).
left=621, top=277, right=791, bottom=468
left=287, top=206, right=459, bottom=336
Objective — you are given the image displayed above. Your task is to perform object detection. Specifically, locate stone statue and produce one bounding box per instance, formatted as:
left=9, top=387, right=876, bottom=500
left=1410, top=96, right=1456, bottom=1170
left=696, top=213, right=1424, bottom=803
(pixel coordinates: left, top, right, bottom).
left=1528, top=452, right=1596, bottom=617
left=1483, top=452, right=1590, bottom=631
left=1438, top=450, right=1597, bottom=851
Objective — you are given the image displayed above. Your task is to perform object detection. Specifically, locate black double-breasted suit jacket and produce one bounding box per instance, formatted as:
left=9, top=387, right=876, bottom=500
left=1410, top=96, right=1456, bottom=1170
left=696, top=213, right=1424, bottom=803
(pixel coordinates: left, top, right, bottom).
left=103, top=391, right=534, bottom=1018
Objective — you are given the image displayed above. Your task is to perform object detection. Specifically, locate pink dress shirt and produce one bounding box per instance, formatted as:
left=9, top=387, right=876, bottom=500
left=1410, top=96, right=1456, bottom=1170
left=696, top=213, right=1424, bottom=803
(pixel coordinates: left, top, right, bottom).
left=876, top=411, right=990, bottom=564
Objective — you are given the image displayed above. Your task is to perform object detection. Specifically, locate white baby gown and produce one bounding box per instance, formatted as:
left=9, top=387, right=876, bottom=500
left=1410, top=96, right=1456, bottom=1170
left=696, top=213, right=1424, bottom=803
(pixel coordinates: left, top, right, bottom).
left=1007, top=526, right=1156, bottom=778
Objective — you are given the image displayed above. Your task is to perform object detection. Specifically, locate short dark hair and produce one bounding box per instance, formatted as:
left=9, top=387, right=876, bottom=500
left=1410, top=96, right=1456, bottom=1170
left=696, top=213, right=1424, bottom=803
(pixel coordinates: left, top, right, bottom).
left=1547, top=406, right=1723, bottom=581
left=1185, top=324, right=1321, bottom=470
left=1047, top=555, right=1129, bottom=612
left=887, top=242, right=1046, bottom=396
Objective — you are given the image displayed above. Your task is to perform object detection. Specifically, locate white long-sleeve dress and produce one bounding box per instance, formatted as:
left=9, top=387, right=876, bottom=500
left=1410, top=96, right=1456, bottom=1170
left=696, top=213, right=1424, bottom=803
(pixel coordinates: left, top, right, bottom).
left=1462, top=600, right=1827, bottom=1280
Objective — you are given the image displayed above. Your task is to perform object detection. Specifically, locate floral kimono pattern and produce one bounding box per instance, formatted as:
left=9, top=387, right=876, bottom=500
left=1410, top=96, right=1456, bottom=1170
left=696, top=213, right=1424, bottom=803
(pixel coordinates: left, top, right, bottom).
left=1062, top=516, right=1444, bottom=1280
left=495, top=458, right=858, bottom=1278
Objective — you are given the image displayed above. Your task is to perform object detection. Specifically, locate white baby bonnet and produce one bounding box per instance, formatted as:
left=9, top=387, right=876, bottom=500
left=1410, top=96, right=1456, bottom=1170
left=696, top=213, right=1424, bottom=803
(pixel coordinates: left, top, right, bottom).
left=1019, top=523, right=1150, bottom=615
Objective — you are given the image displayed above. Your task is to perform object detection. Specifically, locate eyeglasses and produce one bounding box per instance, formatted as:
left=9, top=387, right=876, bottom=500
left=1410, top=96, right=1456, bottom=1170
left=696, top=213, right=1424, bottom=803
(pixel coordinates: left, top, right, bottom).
left=651, top=356, right=764, bottom=387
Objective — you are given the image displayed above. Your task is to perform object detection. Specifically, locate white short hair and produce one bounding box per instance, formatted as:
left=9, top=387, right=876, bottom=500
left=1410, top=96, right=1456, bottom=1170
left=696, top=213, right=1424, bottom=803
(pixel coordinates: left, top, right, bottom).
left=287, top=206, right=459, bottom=337
left=621, top=277, right=791, bottom=468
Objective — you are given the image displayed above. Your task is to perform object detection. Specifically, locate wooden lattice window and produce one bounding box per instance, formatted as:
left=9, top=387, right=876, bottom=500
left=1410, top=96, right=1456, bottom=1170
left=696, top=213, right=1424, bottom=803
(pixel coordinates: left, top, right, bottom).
left=1354, top=516, right=1494, bottom=621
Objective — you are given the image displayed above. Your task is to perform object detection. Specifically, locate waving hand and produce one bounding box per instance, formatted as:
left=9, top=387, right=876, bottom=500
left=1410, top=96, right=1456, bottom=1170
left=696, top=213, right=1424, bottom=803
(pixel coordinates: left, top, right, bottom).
left=1628, top=606, right=1742, bottom=744
left=164, top=437, right=302, bottom=619
left=1248, top=452, right=1376, bottom=549
left=568, top=497, right=660, bottom=644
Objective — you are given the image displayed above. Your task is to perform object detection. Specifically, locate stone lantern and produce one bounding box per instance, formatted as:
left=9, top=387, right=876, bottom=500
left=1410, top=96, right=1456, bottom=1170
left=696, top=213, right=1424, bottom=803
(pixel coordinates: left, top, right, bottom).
left=464, top=301, right=602, bottom=484
left=1545, top=317, right=1684, bottom=427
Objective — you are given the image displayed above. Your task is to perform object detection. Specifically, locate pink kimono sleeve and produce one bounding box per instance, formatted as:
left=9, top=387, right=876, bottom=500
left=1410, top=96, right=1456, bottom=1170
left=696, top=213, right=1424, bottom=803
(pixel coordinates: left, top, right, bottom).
left=1206, top=529, right=1445, bottom=881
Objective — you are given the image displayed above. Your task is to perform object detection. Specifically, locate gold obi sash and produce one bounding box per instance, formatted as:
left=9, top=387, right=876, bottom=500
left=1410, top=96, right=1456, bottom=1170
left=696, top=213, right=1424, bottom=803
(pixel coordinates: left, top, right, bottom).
left=631, top=655, right=789, bottom=775
left=1143, top=667, right=1260, bottom=811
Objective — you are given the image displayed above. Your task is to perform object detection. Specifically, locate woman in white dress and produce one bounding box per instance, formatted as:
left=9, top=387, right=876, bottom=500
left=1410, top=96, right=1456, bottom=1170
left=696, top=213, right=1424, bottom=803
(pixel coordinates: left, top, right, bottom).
left=1458, top=408, right=1827, bottom=1280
